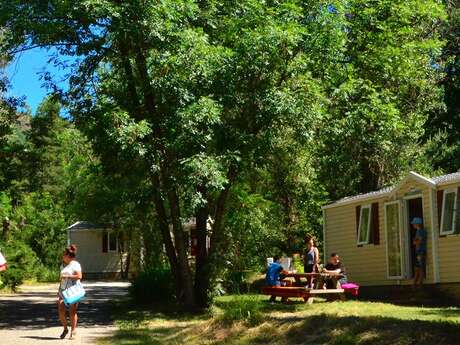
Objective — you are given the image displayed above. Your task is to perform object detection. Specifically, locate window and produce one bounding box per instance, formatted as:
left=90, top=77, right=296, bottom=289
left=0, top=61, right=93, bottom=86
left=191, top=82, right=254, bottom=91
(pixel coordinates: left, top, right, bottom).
left=357, top=205, right=371, bottom=245
left=108, top=232, right=118, bottom=252
left=385, top=202, right=403, bottom=278
left=440, top=189, right=458, bottom=235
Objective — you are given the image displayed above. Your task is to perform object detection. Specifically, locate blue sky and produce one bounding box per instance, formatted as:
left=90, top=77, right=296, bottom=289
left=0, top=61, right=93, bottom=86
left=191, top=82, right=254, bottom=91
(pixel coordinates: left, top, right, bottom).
left=6, top=48, right=70, bottom=114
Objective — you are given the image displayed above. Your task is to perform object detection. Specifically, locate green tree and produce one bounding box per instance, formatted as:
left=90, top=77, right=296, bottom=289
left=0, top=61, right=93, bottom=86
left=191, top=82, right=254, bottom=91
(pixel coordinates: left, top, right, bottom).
left=423, top=0, right=460, bottom=172
left=1, top=0, right=325, bottom=309
left=28, top=96, right=70, bottom=196
left=316, top=0, right=446, bottom=199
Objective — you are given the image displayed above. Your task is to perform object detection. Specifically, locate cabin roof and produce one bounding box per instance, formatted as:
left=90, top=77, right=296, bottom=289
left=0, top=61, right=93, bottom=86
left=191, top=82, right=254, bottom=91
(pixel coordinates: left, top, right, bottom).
left=323, top=171, right=460, bottom=210
left=432, top=172, right=460, bottom=185
left=66, top=221, right=111, bottom=231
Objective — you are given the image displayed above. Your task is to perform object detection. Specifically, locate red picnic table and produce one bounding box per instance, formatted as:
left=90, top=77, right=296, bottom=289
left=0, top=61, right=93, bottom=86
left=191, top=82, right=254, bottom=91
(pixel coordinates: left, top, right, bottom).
left=283, top=272, right=344, bottom=288
left=261, top=272, right=358, bottom=303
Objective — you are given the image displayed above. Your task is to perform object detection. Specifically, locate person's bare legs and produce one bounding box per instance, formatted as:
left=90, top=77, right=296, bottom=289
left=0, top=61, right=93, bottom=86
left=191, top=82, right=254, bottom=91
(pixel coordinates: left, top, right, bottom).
left=57, top=299, right=69, bottom=338
left=417, top=267, right=424, bottom=285
left=413, top=267, right=423, bottom=287
left=69, top=303, right=78, bottom=339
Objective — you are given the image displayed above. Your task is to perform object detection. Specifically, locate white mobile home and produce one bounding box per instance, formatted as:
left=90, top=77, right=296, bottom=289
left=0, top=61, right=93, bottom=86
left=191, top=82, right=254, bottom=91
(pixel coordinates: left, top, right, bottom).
left=67, top=221, right=127, bottom=279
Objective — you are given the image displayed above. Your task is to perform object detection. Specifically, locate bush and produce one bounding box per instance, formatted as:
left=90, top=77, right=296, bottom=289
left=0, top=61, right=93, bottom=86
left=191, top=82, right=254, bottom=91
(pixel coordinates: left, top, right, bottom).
left=36, top=264, right=60, bottom=282
left=223, top=270, right=259, bottom=294
left=1, top=268, right=24, bottom=291
left=129, top=268, right=176, bottom=304
left=218, top=295, right=263, bottom=326
left=0, top=241, right=38, bottom=291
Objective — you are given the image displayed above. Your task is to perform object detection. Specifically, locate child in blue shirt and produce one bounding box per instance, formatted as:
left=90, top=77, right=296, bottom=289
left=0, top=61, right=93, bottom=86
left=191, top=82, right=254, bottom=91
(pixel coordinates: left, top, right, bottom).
left=265, top=255, right=289, bottom=302
left=411, top=217, right=427, bottom=287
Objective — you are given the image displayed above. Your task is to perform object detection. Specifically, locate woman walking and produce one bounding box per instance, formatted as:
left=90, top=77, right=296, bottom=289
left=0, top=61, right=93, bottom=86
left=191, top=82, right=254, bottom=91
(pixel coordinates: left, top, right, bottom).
left=57, top=244, right=82, bottom=340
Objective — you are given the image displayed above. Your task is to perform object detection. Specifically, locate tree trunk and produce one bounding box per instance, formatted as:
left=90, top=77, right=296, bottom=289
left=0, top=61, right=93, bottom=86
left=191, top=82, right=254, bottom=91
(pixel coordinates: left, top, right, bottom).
left=2, top=217, right=9, bottom=240
left=166, top=185, right=196, bottom=310
left=194, top=167, right=237, bottom=309
left=194, top=185, right=210, bottom=308
left=150, top=173, right=184, bottom=298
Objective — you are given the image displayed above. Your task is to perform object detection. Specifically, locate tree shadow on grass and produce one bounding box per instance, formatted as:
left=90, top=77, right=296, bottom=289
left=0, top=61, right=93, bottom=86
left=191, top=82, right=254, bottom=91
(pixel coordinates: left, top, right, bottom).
left=252, top=314, right=460, bottom=345
left=102, top=304, right=460, bottom=345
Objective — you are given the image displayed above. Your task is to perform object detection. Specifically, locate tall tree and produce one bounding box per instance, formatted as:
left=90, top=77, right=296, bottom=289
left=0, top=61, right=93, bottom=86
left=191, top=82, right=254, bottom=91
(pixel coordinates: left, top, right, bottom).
left=423, top=0, right=460, bottom=172
left=316, top=0, right=446, bottom=199
left=1, top=0, right=324, bottom=309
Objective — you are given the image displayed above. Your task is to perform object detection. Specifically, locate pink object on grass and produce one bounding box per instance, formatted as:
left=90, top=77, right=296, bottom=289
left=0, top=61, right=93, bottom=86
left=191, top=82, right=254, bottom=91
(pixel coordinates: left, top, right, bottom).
left=341, top=283, right=359, bottom=296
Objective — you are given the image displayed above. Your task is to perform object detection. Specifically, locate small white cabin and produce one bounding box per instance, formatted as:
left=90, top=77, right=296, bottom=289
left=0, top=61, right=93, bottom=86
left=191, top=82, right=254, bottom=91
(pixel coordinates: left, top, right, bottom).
left=67, top=221, right=127, bottom=279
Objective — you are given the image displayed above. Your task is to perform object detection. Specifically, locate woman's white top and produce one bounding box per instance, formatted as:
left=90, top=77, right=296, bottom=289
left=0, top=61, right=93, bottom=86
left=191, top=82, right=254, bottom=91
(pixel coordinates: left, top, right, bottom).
left=59, top=260, right=82, bottom=291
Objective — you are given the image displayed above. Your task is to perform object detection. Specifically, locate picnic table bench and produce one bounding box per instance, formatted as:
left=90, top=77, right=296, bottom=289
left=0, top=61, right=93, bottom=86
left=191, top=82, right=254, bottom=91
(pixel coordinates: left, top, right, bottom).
left=261, top=286, right=345, bottom=304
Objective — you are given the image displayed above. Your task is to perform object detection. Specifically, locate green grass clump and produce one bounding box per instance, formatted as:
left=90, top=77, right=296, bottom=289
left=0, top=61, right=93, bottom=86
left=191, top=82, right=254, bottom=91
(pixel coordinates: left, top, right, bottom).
left=217, top=295, right=263, bottom=326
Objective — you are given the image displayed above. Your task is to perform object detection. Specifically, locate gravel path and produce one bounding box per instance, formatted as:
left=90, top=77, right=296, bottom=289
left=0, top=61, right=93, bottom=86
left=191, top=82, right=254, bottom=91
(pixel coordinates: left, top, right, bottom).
left=0, top=281, right=129, bottom=345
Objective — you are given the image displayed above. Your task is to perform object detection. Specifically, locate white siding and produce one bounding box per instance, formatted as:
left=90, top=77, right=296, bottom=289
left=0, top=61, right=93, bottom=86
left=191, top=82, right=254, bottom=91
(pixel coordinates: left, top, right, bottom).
left=69, top=230, right=121, bottom=273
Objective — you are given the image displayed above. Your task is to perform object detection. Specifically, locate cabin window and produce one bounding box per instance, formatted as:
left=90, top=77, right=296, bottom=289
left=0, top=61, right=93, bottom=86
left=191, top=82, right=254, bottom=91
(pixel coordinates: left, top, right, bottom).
left=357, top=205, right=372, bottom=245
left=108, top=232, right=118, bottom=252
left=440, top=189, right=458, bottom=235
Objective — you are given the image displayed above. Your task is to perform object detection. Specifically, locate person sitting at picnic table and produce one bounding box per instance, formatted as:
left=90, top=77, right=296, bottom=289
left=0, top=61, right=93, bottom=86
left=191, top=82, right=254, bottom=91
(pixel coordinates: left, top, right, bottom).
left=265, top=255, right=290, bottom=302
left=323, top=253, right=348, bottom=289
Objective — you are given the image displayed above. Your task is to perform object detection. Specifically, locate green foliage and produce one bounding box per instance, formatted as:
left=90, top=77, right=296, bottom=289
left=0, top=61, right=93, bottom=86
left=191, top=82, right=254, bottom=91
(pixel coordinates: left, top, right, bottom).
left=13, top=192, right=67, bottom=267
left=36, top=264, right=61, bottom=282
left=423, top=0, right=460, bottom=173
left=0, top=241, right=38, bottom=291
left=316, top=0, right=446, bottom=199
left=129, top=269, right=176, bottom=304
left=0, top=1, right=454, bottom=310
left=224, top=186, right=285, bottom=271
left=0, top=96, right=97, bottom=288
left=217, top=295, right=263, bottom=327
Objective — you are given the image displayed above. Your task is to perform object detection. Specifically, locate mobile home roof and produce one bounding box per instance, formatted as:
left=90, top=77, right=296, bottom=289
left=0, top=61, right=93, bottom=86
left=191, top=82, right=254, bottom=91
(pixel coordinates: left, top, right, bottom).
left=322, top=171, right=460, bottom=210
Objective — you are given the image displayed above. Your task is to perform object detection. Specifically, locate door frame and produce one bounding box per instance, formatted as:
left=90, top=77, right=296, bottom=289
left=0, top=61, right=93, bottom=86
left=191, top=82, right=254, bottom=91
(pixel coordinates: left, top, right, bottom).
left=403, top=193, right=424, bottom=279
left=384, top=200, right=405, bottom=279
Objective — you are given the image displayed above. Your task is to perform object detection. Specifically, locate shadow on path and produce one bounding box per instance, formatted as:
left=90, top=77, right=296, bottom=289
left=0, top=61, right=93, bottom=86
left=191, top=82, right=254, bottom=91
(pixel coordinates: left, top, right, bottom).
left=0, top=282, right=129, bottom=330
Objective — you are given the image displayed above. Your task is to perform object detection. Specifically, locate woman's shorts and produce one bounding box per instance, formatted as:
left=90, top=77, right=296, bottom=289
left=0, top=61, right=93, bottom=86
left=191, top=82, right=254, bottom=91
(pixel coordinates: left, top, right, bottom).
left=415, top=254, right=426, bottom=268
left=304, top=264, right=314, bottom=273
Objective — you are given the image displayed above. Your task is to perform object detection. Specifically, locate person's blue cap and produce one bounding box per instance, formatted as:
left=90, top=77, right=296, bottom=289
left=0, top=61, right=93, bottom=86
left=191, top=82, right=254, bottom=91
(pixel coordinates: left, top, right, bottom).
left=411, top=217, right=423, bottom=225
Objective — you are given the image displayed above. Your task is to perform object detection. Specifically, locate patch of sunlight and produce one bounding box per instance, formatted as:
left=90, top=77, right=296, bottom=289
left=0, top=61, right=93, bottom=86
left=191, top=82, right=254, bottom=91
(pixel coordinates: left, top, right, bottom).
left=358, top=330, right=380, bottom=342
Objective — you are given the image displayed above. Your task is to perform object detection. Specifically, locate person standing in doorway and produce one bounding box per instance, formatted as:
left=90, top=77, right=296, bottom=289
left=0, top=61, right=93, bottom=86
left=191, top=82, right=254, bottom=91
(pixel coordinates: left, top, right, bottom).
left=411, top=217, right=427, bottom=287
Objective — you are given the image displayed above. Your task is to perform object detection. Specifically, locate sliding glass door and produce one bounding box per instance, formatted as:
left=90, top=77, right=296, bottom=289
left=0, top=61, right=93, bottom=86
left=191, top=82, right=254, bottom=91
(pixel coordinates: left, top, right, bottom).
left=385, top=201, right=404, bottom=279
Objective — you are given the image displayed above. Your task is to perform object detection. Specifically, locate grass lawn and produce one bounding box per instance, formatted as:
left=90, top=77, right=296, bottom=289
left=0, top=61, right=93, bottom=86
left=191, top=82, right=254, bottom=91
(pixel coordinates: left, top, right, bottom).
left=98, top=295, right=460, bottom=345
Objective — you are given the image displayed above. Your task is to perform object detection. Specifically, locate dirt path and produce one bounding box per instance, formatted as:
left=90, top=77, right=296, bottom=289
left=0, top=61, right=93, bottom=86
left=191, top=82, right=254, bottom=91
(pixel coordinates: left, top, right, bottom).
left=0, top=281, right=129, bottom=345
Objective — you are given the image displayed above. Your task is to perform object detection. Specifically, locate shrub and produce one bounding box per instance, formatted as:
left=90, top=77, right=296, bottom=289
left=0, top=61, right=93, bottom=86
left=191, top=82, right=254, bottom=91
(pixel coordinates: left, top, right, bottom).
left=129, top=268, right=176, bottom=304
left=1, top=268, right=24, bottom=291
left=0, top=241, right=37, bottom=291
left=223, top=270, right=247, bottom=294
left=219, top=295, right=263, bottom=326
left=36, top=264, right=60, bottom=282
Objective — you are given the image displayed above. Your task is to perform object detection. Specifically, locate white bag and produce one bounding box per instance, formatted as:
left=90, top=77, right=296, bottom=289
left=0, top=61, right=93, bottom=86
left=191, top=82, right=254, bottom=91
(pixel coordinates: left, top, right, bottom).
left=62, top=281, right=86, bottom=306
left=0, top=252, right=6, bottom=266
left=0, top=252, right=7, bottom=272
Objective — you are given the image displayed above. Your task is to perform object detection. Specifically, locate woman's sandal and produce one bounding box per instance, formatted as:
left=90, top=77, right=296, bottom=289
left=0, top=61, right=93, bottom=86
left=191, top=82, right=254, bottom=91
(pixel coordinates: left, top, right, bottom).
left=59, top=328, right=69, bottom=339
left=69, top=331, right=77, bottom=340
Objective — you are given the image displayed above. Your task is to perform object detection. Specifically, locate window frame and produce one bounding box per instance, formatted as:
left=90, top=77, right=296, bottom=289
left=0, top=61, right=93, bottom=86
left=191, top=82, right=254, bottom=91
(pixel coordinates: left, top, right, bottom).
left=108, top=231, right=118, bottom=252
left=440, top=189, right=458, bottom=236
left=357, top=204, right=372, bottom=245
